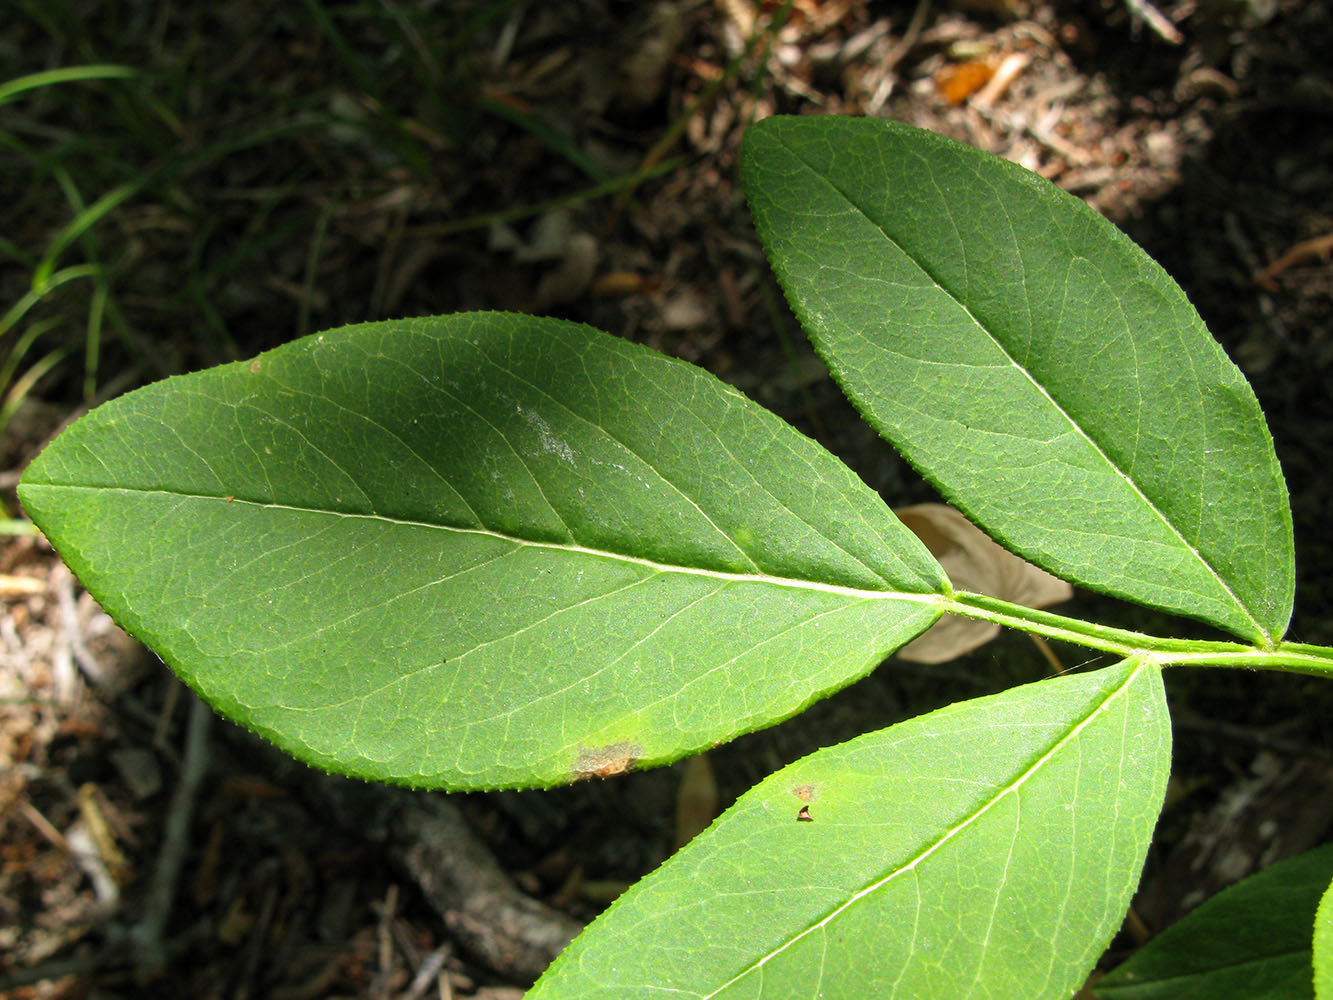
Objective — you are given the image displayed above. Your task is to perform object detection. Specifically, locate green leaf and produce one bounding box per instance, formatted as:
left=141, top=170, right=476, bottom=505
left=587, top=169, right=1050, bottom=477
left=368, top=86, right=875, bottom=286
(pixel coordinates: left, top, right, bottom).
left=743, top=115, right=1293, bottom=646
left=1314, top=873, right=1333, bottom=999
left=1096, top=843, right=1333, bottom=1000
left=18, top=312, right=946, bottom=790
left=529, top=656, right=1169, bottom=998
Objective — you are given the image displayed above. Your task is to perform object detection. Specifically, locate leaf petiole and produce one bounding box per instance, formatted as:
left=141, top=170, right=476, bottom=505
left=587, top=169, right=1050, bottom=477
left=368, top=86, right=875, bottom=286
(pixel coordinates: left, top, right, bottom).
left=942, top=590, right=1333, bottom=677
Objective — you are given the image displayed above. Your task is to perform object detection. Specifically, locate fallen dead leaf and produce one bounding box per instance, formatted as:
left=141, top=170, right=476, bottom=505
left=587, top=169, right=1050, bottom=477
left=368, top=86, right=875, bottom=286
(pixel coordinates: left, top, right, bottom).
left=895, top=503, right=1073, bottom=664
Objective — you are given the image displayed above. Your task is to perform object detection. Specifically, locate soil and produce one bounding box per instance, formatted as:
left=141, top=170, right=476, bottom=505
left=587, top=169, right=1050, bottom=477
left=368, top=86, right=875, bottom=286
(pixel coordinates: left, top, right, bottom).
left=3, top=1, right=1331, bottom=996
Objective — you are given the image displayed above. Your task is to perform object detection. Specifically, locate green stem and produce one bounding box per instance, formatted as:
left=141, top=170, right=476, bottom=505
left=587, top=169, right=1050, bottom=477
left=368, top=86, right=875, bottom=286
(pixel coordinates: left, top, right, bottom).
left=943, top=591, right=1333, bottom=678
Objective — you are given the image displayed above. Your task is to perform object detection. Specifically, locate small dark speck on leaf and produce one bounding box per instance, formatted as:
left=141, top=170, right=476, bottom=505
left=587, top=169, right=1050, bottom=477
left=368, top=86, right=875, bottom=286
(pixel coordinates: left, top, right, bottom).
left=797, top=805, right=813, bottom=822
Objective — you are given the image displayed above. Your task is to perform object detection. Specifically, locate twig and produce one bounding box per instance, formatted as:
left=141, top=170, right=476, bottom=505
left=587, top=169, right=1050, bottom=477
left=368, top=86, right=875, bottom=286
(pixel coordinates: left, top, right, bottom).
left=373, top=884, right=401, bottom=1000
left=18, top=797, right=70, bottom=851
left=972, top=52, right=1032, bottom=112
left=1123, top=0, right=1184, bottom=44
left=392, top=798, right=583, bottom=983
left=55, top=565, right=106, bottom=686
left=128, top=691, right=213, bottom=975
left=65, top=821, right=119, bottom=906
left=1255, top=232, right=1333, bottom=292
left=862, top=0, right=930, bottom=115
left=0, top=952, right=100, bottom=992
left=400, top=944, right=451, bottom=1000
left=1224, top=211, right=1292, bottom=346
left=232, top=732, right=586, bottom=983
left=1029, top=633, right=1066, bottom=675
left=235, top=860, right=283, bottom=1000
left=884, top=0, right=932, bottom=76
left=1022, top=102, right=1091, bottom=166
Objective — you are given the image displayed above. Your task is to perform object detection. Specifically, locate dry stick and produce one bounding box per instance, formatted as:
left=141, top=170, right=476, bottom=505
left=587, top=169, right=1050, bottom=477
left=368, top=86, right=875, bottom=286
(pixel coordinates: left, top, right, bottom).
left=129, top=691, right=213, bottom=975
left=230, top=729, right=585, bottom=984
left=884, top=0, right=931, bottom=78
left=0, top=953, right=100, bottom=992
left=402, top=945, right=452, bottom=1000
left=1123, top=0, right=1184, bottom=44
left=1224, top=212, right=1292, bottom=345
left=392, top=797, right=584, bottom=984
left=55, top=565, right=106, bottom=686
left=1255, top=232, right=1333, bottom=292
left=373, top=883, right=401, bottom=1000
left=233, top=859, right=282, bottom=1000
left=1029, top=633, right=1066, bottom=675
left=19, top=797, right=71, bottom=851
left=971, top=52, right=1032, bottom=113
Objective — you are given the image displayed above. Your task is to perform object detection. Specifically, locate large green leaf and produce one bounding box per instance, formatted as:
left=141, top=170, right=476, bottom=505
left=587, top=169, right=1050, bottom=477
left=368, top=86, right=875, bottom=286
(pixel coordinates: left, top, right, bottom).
left=1096, top=843, right=1333, bottom=1000
left=743, top=115, right=1292, bottom=646
left=18, top=313, right=946, bottom=790
left=529, top=656, right=1170, bottom=998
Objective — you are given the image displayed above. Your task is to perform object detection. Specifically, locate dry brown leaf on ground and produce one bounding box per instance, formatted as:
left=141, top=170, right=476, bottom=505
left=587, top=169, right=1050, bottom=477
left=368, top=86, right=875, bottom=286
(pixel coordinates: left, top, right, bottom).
left=894, top=503, right=1073, bottom=664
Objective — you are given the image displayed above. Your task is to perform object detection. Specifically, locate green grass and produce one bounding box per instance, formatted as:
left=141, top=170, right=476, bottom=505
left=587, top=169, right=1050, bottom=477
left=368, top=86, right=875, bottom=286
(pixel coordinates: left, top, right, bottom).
left=1, top=0, right=789, bottom=527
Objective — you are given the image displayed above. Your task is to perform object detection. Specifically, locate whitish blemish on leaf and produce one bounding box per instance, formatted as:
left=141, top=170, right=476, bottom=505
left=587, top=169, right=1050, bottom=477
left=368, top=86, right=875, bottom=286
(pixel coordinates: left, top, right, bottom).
left=574, top=742, right=642, bottom=780
left=519, top=405, right=577, bottom=466
left=249, top=359, right=262, bottom=374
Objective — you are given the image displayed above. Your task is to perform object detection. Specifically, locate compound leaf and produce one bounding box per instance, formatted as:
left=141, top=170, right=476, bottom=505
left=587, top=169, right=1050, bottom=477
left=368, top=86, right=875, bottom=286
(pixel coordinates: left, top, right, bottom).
left=19, top=313, right=946, bottom=790
left=530, top=656, right=1170, bottom=999
left=743, top=115, right=1292, bottom=646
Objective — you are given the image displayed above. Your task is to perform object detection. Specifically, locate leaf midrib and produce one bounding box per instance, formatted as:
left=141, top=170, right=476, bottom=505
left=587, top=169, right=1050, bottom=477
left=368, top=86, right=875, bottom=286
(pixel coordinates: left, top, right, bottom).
left=23, top=481, right=938, bottom=604
left=212, top=337, right=926, bottom=597
left=773, top=132, right=1265, bottom=644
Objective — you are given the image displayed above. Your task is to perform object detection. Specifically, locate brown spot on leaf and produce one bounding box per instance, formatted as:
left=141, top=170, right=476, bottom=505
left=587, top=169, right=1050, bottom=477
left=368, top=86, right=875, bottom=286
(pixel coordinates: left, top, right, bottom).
left=249, top=359, right=262, bottom=374
left=791, top=783, right=818, bottom=802
left=796, top=805, right=813, bottom=822
left=573, top=742, right=642, bottom=780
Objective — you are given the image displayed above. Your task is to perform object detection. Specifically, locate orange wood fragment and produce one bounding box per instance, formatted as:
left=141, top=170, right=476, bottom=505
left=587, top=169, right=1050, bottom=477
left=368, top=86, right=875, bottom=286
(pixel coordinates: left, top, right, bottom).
left=936, top=61, right=995, bottom=105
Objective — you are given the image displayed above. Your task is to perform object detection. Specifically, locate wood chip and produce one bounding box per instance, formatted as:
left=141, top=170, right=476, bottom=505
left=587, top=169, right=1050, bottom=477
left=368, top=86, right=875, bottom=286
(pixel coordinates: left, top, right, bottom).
left=0, top=573, right=44, bottom=598
left=972, top=51, right=1032, bottom=110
